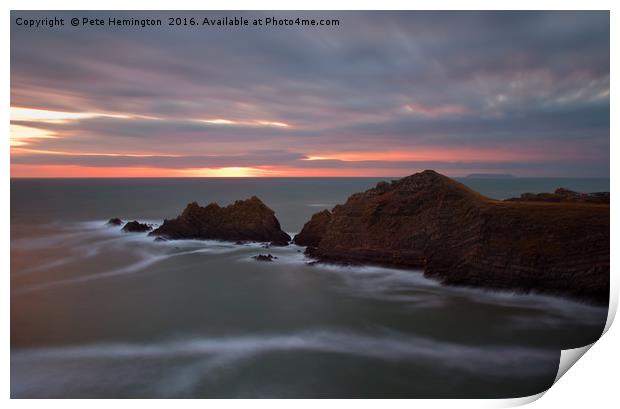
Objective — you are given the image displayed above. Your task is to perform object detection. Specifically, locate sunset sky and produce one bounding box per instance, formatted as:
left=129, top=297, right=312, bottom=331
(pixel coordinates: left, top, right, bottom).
left=10, top=11, right=610, bottom=177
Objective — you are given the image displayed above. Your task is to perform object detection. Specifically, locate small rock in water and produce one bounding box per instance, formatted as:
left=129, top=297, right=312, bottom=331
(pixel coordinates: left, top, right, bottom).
left=122, top=221, right=153, bottom=233
left=253, top=254, right=277, bottom=262
left=154, top=237, right=168, bottom=242
left=106, top=217, right=123, bottom=226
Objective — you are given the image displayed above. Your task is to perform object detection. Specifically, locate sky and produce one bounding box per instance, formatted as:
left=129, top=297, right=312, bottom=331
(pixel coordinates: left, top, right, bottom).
left=10, top=11, right=610, bottom=177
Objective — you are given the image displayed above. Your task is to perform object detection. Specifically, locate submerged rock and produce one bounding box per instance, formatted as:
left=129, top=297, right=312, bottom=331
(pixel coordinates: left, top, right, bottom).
left=122, top=221, right=153, bottom=233
left=106, top=217, right=123, bottom=226
left=296, top=170, right=609, bottom=304
left=153, top=237, right=168, bottom=242
left=253, top=254, right=277, bottom=262
left=150, top=196, right=291, bottom=244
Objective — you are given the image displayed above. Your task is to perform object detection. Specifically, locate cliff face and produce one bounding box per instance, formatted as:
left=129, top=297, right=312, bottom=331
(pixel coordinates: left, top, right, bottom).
left=295, top=170, right=609, bottom=304
left=292, top=209, right=331, bottom=247
left=151, top=196, right=291, bottom=245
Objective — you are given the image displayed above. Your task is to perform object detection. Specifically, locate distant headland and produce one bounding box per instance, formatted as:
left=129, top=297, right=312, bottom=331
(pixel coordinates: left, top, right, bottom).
left=464, top=173, right=516, bottom=178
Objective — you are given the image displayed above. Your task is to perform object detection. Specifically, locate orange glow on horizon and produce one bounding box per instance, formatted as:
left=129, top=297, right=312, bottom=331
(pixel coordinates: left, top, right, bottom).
left=179, top=167, right=277, bottom=177
left=10, top=164, right=516, bottom=178
left=11, top=165, right=278, bottom=178
left=303, top=147, right=550, bottom=163
left=10, top=106, right=583, bottom=179
left=11, top=165, right=183, bottom=178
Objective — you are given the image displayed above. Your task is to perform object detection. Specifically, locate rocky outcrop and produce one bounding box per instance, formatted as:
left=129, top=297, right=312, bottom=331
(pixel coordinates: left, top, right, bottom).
left=293, top=210, right=331, bottom=247
left=122, top=221, right=153, bottom=233
left=107, top=217, right=123, bottom=226
left=253, top=254, right=278, bottom=262
left=506, top=188, right=609, bottom=204
left=297, top=170, right=609, bottom=304
left=150, top=196, right=291, bottom=245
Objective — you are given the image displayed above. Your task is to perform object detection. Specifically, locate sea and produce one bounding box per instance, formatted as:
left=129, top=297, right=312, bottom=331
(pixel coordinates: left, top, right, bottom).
left=10, top=177, right=610, bottom=398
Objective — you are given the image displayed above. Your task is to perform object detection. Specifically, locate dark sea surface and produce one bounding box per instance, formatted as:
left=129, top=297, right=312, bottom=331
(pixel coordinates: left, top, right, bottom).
left=10, top=177, right=610, bottom=398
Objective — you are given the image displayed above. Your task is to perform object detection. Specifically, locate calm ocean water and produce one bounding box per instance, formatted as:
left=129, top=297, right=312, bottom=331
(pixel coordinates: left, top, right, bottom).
left=11, top=177, right=609, bottom=398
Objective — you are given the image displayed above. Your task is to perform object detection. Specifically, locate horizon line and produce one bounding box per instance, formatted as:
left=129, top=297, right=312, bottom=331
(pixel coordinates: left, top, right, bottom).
left=9, top=175, right=610, bottom=180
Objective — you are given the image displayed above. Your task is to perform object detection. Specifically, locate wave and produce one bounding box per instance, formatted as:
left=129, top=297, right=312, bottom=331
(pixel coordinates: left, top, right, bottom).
left=12, top=330, right=559, bottom=375
left=297, top=261, right=607, bottom=325
left=12, top=220, right=608, bottom=326
left=11, top=329, right=560, bottom=397
left=11, top=219, right=264, bottom=294
left=11, top=219, right=159, bottom=251
left=12, top=247, right=216, bottom=295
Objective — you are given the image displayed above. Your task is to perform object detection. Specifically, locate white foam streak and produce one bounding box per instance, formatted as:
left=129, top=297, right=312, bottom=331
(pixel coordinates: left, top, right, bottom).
left=12, top=330, right=558, bottom=377
left=304, top=261, right=606, bottom=324
left=12, top=220, right=607, bottom=326
left=12, top=248, right=213, bottom=295
left=11, top=220, right=253, bottom=294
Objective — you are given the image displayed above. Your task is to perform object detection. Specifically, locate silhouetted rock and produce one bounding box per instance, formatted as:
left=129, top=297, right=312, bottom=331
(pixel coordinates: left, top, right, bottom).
left=150, top=196, right=291, bottom=244
left=106, top=217, right=123, bottom=226
left=253, top=254, right=277, bottom=262
left=506, top=188, right=609, bottom=204
left=122, top=221, right=153, bottom=233
left=297, top=170, right=609, bottom=304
